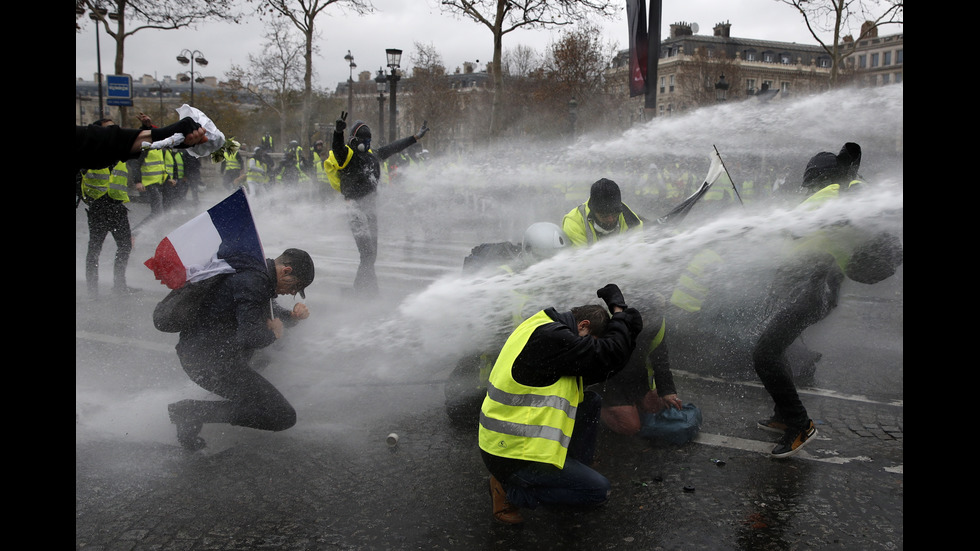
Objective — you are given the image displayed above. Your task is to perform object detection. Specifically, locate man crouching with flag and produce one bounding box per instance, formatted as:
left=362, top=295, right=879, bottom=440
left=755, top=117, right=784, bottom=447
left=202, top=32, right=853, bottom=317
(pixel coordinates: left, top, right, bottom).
left=166, top=247, right=314, bottom=451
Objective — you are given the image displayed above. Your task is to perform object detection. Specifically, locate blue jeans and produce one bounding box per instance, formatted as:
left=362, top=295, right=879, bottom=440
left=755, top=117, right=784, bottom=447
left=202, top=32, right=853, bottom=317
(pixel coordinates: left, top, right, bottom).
left=504, top=391, right=610, bottom=509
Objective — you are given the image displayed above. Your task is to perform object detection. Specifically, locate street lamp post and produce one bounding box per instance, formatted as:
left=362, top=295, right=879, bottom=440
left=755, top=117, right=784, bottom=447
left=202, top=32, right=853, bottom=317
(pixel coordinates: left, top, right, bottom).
left=385, top=48, right=402, bottom=144
left=150, top=78, right=172, bottom=123
left=568, top=96, right=578, bottom=138
left=375, top=69, right=387, bottom=145
left=176, top=49, right=208, bottom=106
left=345, top=50, right=356, bottom=118
left=88, top=7, right=108, bottom=120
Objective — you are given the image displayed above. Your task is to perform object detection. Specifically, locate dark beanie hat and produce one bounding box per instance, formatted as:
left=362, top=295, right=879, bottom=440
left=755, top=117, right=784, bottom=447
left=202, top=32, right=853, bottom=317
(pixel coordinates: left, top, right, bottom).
left=589, top=178, right=622, bottom=214
left=351, top=121, right=371, bottom=141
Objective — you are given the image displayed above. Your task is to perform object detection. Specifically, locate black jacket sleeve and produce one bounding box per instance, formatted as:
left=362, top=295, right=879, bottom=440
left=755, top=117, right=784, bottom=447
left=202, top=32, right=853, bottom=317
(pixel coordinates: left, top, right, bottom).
left=512, top=307, right=642, bottom=387
left=76, top=125, right=143, bottom=172
left=375, top=135, right=418, bottom=161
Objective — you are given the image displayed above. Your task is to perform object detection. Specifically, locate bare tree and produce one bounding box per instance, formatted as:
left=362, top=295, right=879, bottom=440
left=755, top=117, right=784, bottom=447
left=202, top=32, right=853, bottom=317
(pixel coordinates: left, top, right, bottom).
left=76, top=0, right=240, bottom=122
left=528, top=23, right=616, bottom=138
left=439, top=0, right=618, bottom=139
left=776, top=0, right=903, bottom=85
left=502, top=44, right=541, bottom=78
left=259, top=0, right=372, bottom=144
left=406, top=42, right=462, bottom=153
left=225, top=19, right=307, bottom=146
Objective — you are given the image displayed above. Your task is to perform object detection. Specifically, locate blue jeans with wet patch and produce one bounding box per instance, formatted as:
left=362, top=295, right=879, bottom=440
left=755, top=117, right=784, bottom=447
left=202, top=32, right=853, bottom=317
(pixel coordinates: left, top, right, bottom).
left=503, top=391, right=610, bottom=509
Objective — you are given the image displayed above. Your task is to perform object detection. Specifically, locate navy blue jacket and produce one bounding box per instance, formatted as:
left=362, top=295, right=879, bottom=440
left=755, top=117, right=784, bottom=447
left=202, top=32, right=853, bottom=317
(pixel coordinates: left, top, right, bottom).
left=176, top=259, right=295, bottom=365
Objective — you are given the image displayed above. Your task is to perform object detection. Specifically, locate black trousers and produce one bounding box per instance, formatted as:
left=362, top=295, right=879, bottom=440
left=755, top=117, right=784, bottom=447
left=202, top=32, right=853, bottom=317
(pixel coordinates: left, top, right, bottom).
left=85, top=196, right=132, bottom=292
left=177, top=350, right=297, bottom=432
left=752, top=256, right=843, bottom=430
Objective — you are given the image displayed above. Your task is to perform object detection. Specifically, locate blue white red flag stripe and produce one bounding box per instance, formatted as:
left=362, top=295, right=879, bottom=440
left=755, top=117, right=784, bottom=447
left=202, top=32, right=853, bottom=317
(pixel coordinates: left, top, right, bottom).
left=145, top=188, right=264, bottom=289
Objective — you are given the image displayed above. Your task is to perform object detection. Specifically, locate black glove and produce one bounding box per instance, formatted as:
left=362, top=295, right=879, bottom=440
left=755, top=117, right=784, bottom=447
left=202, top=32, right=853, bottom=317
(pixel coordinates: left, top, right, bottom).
left=622, top=307, right=643, bottom=337
left=335, top=111, right=347, bottom=133
left=415, top=120, right=429, bottom=140
left=150, top=117, right=201, bottom=143
left=596, top=284, right=627, bottom=311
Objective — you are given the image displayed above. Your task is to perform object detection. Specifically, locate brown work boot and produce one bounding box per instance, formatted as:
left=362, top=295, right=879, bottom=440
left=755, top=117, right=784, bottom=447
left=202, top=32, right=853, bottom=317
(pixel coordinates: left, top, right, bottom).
left=489, top=476, right=524, bottom=525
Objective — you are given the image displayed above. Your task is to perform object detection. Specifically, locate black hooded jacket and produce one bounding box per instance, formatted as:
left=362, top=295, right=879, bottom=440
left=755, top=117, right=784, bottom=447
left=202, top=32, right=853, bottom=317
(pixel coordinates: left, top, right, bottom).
left=331, top=124, right=418, bottom=200
left=175, top=259, right=296, bottom=365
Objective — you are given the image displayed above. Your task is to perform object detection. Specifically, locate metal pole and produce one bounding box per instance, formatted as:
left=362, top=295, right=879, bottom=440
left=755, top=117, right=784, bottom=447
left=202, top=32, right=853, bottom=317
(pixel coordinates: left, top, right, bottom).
left=95, top=21, right=104, bottom=119
left=388, top=73, right=398, bottom=144
left=377, top=93, right=385, bottom=145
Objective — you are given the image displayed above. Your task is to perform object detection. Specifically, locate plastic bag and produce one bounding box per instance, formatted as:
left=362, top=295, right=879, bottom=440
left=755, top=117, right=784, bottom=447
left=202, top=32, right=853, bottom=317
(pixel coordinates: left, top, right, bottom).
left=638, top=402, right=703, bottom=445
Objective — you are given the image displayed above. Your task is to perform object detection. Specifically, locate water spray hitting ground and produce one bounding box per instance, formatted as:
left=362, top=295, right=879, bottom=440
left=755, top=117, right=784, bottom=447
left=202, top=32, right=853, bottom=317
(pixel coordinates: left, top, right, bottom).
left=76, top=84, right=902, bottom=443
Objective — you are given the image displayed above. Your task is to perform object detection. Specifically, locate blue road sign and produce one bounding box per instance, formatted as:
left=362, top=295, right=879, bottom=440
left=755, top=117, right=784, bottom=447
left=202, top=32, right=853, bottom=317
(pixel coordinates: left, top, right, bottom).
left=106, top=74, right=133, bottom=107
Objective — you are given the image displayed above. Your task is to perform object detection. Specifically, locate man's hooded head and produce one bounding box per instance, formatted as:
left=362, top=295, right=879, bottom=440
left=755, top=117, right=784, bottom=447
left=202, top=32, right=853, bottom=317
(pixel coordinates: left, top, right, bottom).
left=802, top=142, right=862, bottom=190
left=349, top=121, right=372, bottom=152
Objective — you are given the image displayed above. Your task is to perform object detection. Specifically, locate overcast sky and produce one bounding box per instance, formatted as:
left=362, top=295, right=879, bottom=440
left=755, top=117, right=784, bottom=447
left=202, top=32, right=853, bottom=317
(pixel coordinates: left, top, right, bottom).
left=75, top=0, right=901, bottom=91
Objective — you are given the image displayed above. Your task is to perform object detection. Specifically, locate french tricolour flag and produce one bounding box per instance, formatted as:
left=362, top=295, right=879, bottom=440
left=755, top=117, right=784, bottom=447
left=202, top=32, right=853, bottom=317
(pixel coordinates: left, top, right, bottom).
left=145, top=188, right=265, bottom=290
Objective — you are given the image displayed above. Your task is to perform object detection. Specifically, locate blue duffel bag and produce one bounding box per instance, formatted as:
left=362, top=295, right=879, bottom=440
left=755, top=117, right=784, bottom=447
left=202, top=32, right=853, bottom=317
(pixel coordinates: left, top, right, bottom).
left=638, top=402, right=703, bottom=445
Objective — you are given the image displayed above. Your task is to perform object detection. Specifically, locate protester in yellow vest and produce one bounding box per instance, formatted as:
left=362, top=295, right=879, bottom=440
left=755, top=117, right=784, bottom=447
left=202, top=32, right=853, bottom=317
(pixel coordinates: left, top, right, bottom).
left=479, top=284, right=642, bottom=524
left=753, top=142, right=902, bottom=459
left=311, top=140, right=332, bottom=201
left=561, top=178, right=644, bottom=247
left=79, top=118, right=139, bottom=298
left=221, top=148, right=243, bottom=191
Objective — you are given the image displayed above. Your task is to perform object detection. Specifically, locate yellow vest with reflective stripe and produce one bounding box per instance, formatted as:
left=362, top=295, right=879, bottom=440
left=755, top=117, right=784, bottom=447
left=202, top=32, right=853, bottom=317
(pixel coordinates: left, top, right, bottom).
left=670, top=248, right=724, bottom=313
left=141, top=149, right=167, bottom=186
left=793, top=180, right=863, bottom=273
left=165, top=150, right=184, bottom=179
left=224, top=150, right=241, bottom=171
left=561, top=201, right=644, bottom=247
left=479, top=310, right=585, bottom=469
left=81, top=162, right=129, bottom=202
left=246, top=158, right=270, bottom=186
left=312, top=152, right=329, bottom=185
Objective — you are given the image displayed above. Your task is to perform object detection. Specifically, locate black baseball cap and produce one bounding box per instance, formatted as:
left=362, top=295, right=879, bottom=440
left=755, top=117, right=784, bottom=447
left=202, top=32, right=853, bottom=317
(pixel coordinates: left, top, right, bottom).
left=281, top=248, right=315, bottom=298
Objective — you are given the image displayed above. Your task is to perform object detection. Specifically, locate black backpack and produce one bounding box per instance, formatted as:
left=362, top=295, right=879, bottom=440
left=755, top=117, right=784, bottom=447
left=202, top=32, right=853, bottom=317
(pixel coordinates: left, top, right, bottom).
left=462, top=242, right=522, bottom=275
left=152, top=274, right=230, bottom=333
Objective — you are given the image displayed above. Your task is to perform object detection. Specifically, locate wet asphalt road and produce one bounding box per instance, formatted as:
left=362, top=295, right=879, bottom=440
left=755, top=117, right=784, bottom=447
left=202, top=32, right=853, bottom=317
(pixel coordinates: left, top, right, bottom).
left=76, top=189, right=902, bottom=551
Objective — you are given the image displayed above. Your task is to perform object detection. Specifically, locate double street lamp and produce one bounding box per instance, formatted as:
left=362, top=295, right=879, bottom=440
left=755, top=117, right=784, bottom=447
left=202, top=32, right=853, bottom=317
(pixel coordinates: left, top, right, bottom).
left=176, top=49, right=208, bottom=106
left=385, top=48, right=402, bottom=144
left=375, top=69, right=387, bottom=145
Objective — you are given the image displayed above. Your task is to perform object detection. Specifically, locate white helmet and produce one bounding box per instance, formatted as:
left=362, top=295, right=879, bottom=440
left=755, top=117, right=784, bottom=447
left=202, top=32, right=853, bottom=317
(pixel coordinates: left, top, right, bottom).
left=522, top=222, right=569, bottom=260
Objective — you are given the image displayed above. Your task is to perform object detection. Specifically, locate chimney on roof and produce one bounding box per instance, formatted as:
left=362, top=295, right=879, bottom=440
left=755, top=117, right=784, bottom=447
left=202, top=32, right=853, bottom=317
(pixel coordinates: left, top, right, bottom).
left=670, top=22, right=693, bottom=39
left=860, top=21, right=878, bottom=39
left=713, top=21, right=731, bottom=38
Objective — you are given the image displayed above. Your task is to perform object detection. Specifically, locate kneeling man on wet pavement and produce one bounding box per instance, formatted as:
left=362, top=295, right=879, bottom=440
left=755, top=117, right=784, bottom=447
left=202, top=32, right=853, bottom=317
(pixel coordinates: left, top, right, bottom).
left=478, top=284, right=642, bottom=524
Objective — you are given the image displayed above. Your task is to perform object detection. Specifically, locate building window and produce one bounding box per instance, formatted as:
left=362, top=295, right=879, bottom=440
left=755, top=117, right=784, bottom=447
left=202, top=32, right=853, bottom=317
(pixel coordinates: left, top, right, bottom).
left=745, top=78, right=756, bottom=94
left=763, top=52, right=774, bottom=62
left=859, top=55, right=867, bottom=68
left=895, top=72, right=902, bottom=83
left=882, top=74, right=890, bottom=85
left=871, top=53, right=879, bottom=67
left=659, top=76, right=665, bottom=94
left=896, top=50, right=903, bottom=64
left=883, top=51, right=891, bottom=66
left=818, top=57, right=831, bottom=68
left=780, top=54, right=791, bottom=64
left=781, top=82, right=790, bottom=93
left=745, top=50, right=756, bottom=61
left=659, top=104, right=664, bottom=116
left=669, top=74, right=675, bottom=93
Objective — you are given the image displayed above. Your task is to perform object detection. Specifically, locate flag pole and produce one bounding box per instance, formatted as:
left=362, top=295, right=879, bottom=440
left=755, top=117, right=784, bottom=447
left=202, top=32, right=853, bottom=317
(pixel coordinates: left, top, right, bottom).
left=713, top=144, right=743, bottom=206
